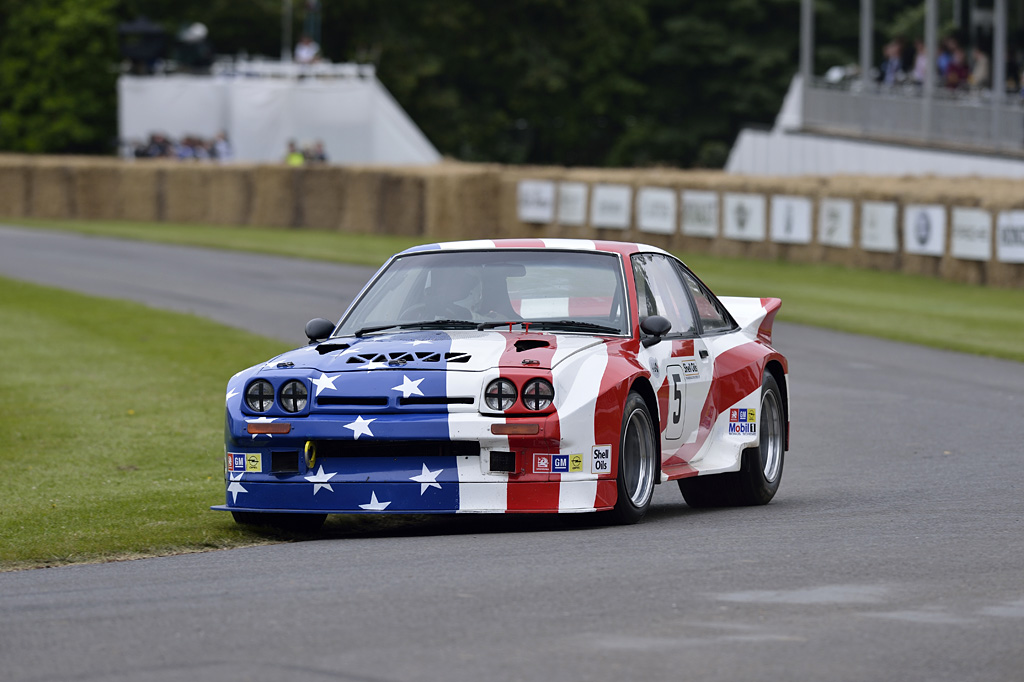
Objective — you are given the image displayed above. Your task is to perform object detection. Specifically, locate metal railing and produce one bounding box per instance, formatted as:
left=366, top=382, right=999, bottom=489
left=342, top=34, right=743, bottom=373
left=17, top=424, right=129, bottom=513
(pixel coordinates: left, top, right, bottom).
left=804, top=78, right=1024, bottom=152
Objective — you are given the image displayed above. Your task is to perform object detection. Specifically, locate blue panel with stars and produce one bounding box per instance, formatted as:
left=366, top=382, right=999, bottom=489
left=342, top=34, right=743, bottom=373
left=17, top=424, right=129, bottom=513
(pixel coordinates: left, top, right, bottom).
left=220, top=456, right=461, bottom=512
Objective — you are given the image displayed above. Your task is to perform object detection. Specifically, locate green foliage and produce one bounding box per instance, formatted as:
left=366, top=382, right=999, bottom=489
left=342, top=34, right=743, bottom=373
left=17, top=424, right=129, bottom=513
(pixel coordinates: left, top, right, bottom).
left=0, top=0, right=119, bottom=153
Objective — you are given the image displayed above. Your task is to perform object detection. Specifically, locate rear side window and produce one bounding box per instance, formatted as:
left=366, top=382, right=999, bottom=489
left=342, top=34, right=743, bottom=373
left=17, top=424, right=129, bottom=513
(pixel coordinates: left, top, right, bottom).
left=677, top=266, right=734, bottom=334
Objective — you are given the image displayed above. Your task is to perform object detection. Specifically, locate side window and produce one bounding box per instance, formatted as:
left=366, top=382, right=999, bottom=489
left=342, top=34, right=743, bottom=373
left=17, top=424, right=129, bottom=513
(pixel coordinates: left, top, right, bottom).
left=630, top=254, right=696, bottom=337
left=678, top=266, right=734, bottom=334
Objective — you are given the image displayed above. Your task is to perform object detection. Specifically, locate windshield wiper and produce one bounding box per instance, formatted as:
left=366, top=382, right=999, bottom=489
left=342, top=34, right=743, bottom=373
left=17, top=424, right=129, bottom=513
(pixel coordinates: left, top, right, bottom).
left=354, top=320, right=477, bottom=337
left=476, top=320, right=621, bottom=335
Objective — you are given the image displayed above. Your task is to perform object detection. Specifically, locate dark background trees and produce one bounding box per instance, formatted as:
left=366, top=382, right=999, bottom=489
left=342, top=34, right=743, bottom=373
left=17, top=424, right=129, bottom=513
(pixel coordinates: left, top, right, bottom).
left=0, top=0, right=925, bottom=166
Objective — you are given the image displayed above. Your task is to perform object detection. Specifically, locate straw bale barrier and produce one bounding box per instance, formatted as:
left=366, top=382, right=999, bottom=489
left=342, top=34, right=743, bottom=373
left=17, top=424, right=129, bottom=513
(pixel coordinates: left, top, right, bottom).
left=0, top=154, right=1020, bottom=288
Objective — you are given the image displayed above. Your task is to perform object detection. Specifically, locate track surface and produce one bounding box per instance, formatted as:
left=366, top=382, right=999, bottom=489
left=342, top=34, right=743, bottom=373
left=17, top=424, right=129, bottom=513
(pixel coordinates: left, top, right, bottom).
left=1, top=225, right=1022, bottom=682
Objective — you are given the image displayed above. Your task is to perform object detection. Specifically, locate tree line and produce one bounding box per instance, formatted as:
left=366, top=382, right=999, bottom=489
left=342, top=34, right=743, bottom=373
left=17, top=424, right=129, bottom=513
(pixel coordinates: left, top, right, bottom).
left=0, top=0, right=930, bottom=167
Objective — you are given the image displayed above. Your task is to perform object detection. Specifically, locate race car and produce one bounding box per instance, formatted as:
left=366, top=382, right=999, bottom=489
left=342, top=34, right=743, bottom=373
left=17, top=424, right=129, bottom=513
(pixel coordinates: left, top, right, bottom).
left=214, top=239, right=788, bottom=529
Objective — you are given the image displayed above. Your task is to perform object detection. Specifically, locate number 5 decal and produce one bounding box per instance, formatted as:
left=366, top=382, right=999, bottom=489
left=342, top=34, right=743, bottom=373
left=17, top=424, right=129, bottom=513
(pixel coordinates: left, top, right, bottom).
left=665, top=365, right=685, bottom=440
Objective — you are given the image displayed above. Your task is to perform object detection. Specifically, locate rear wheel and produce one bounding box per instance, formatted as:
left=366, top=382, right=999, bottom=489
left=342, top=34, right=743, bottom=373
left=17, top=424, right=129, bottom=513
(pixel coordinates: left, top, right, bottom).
left=231, top=511, right=327, bottom=532
left=678, top=371, right=785, bottom=507
left=609, top=391, right=658, bottom=524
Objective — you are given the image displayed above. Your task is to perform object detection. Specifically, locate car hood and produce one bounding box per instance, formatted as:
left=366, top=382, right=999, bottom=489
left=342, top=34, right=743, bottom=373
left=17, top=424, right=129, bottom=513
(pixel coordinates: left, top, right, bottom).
left=259, top=330, right=610, bottom=374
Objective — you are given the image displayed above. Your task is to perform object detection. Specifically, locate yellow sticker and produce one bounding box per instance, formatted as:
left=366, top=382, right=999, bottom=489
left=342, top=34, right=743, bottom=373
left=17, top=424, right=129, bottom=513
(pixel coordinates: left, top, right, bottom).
left=245, top=453, right=262, bottom=473
left=569, top=453, right=584, bottom=472
left=748, top=408, right=756, bottom=422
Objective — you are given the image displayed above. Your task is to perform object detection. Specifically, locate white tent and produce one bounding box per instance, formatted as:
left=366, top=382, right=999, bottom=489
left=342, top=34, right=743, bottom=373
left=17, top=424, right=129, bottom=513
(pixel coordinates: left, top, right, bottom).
left=118, top=63, right=441, bottom=165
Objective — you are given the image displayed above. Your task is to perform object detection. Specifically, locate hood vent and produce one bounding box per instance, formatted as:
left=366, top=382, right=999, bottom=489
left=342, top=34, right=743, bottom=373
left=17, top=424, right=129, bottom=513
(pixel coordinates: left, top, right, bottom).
left=514, top=339, right=550, bottom=352
left=345, top=351, right=471, bottom=365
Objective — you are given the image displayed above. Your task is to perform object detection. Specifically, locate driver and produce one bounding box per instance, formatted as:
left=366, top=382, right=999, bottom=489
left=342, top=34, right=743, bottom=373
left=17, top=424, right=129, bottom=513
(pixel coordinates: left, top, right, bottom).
left=414, top=267, right=479, bottom=319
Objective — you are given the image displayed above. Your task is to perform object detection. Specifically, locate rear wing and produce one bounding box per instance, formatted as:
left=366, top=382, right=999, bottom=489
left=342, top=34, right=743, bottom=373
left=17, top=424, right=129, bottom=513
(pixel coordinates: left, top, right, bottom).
left=718, top=297, right=782, bottom=345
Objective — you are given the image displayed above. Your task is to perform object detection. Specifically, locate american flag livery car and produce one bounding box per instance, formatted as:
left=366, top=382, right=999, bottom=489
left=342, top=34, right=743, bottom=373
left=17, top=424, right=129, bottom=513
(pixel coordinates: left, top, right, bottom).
left=214, top=239, right=789, bottom=529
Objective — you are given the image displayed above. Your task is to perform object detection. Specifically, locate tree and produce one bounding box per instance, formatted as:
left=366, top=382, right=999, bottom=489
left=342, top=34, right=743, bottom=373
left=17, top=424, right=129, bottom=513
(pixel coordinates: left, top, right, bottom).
left=0, top=0, right=119, bottom=153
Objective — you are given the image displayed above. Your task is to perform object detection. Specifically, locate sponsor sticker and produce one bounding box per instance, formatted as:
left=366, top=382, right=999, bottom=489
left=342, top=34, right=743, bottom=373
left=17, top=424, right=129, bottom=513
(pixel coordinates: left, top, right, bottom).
left=533, top=454, right=552, bottom=474
left=728, top=408, right=757, bottom=435
left=681, top=360, right=700, bottom=378
left=592, top=445, right=612, bottom=474
left=228, top=453, right=247, bottom=472
left=245, top=453, right=262, bottom=473
left=552, top=455, right=570, bottom=473
left=569, top=454, right=584, bottom=473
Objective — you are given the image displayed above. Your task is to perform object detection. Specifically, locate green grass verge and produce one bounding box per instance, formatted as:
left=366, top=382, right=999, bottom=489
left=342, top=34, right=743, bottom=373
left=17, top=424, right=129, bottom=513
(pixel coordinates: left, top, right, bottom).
left=8, top=217, right=1024, bottom=362
left=0, top=276, right=302, bottom=570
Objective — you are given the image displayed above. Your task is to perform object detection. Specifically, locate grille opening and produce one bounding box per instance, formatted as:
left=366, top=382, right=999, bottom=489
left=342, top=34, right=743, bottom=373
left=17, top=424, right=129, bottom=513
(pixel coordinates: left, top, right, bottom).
left=316, top=396, right=388, bottom=406
left=489, top=451, right=517, bottom=473
left=316, top=343, right=350, bottom=355
left=312, top=440, right=480, bottom=459
left=445, top=352, right=471, bottom=363
left=400, top=396, right=474, bottom=406
left=271, top=450, right=300, bottom=473
left=344, top=351, right=471, bottom=365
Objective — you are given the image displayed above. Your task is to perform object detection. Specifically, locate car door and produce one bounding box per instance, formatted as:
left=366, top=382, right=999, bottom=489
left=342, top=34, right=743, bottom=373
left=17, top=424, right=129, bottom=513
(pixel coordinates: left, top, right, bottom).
left=630, top=254, right=702, bottom=470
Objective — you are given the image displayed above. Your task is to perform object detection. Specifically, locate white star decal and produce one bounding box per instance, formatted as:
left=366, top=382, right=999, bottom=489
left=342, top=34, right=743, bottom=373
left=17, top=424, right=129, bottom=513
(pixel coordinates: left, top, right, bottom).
left=359, top=491, right=392, bottom=510
left=410, top=464, right=443, bottom=494
left=225, top=388, right=238, bottom=403
left=227, top=472, right=247, bottom=503
left=362, top=361, right=388, bottom=370
left=392, top=375, right=425, bottom=399
left=411, top=339, right=433, bottom=346
left=340, top=346, right=361, bottom=355
left=311, top=372, right=337, bottom=397
left=304, top=465, right=337, bottom=495
left=344, top=416, right=376, bottom=440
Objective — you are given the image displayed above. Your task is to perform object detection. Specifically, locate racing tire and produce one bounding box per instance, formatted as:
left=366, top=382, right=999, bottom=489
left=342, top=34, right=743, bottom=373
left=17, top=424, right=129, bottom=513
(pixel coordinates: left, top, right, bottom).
left=608, top=391, right=658, bottom=525
left=678, top=371, right=785, bottom=507
left=231, top=511, right=327, bottom=532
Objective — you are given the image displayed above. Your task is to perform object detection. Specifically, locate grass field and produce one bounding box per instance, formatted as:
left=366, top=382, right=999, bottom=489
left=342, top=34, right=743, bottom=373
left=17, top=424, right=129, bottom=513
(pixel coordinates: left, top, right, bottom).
left=0, top=276, right=298, bottom=570
left=9, top=218, right=1024, bottom=362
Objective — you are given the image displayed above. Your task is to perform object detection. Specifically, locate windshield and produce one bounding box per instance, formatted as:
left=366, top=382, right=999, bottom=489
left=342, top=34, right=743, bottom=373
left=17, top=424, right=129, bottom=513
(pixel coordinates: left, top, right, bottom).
left=335, top=249, right=629, bottom=336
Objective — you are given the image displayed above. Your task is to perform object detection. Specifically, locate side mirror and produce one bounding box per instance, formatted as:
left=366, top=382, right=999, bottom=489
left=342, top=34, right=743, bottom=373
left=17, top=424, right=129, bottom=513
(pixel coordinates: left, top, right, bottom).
left=305, top=318, right=336, bottom=344
left=640, top=315, right=672, bottom=347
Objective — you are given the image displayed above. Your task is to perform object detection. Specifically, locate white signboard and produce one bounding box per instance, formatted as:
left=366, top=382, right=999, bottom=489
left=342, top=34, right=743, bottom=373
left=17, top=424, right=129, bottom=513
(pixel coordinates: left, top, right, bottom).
left=590, top=184, right=632, bottom=229
left=818, top=198, right=854, bottom=248
left=996, top=210, right=1024, bottom=263
left=770, top=195, right=813, bottom=244
left=861, top=201, right=898, bottom=253
left=681, top=190, right=718, bottom=238
left=516, top=180, right=555, bottom=224
left=557, top=182, right=587, bottom=226
left=723, top=193, right=766, bottom=242
left=904, top=205, right=946, bottom=256
left=950, top=208, right=992, bottom=261
left=637, top=187, right=677, bottom=234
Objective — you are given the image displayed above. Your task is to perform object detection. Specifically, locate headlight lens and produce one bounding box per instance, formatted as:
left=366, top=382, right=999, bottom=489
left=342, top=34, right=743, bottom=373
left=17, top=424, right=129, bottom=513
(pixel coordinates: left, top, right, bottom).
left=522, top=379, right=554, bottom=411
left=484, top=378, right=517, bottom=411
left=279, top=380, right=308, bottom=413
left=245, top=379, right=274, bottom=412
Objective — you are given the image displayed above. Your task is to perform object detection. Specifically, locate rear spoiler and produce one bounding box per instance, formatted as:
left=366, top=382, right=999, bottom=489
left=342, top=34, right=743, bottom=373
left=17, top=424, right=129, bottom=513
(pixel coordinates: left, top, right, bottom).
left=718, top=297, right=782, bottom=345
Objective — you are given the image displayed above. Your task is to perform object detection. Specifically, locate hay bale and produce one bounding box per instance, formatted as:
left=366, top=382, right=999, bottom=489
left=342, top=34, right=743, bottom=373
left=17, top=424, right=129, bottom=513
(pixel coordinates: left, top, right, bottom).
left=0, top=162, right=28, bottom=217
left=207, top=166, right=253, bottom=226
left=117, top=165, right=163, bottom=222
left=73, top=165, right=121, bottom=220
left=249, top=166, right=296, bottom=227
left=295, top=166, right=343, bottom=230
left=422, top=164, right=502, bottom=241
left=163, top=165, right=213, bottom=224
left=28, top=162, right=74, bottom=219
left=377, top=171, right=427, bottom=236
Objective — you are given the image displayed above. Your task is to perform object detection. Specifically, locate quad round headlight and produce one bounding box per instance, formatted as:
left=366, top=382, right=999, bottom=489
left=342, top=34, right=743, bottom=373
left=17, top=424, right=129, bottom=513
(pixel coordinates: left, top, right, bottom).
left=484, top=378, right=517, bottom=411
left=245, top=379, right=274, bottom=412
left=522, top=379, right=554, bottom=411
left=279, top=380, right=308, bottom=413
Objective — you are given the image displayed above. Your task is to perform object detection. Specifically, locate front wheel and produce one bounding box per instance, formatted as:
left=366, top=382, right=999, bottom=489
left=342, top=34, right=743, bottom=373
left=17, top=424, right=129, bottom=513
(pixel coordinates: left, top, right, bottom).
left=608, top=391, right=658, bottom=525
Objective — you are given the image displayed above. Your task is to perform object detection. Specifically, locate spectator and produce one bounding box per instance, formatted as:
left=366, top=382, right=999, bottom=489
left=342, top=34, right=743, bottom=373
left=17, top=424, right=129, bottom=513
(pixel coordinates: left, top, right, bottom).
left=294, top=34, right=320, bottom=64
left=213, top=131, right=233, bottom=163
left=879, top=39, right=905, bottom=86
left=912, top=39, right=929, bottom=85
left=945, top=46, right=969, bottom=89
left=937, top=36, right=957, bottom=79
left=970, top=47, right=991, bottom=90
left=285, top=140, right=305, bottom=166
left=306, top=140, right=328, bottom=164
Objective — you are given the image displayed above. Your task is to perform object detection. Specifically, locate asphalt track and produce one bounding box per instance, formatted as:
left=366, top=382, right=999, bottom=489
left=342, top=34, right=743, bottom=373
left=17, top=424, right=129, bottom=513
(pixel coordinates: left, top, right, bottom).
left=1, top=225, right=1022, bottom=682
